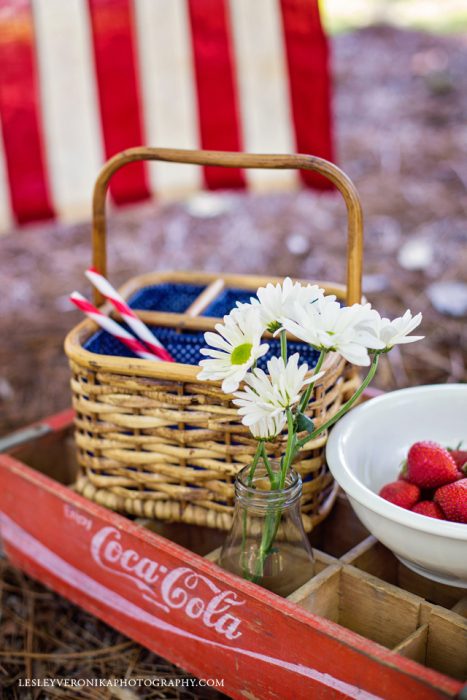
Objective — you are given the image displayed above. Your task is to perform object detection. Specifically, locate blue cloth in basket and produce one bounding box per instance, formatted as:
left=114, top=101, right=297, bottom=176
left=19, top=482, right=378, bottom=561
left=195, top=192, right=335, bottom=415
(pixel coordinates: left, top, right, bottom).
left=84, top=281, right=321, bottom=368
left=202, top=288, right=254, bottom=317
left=127, top=283, right=205, bottom=313
left=84, top=324, right=320, bottom=369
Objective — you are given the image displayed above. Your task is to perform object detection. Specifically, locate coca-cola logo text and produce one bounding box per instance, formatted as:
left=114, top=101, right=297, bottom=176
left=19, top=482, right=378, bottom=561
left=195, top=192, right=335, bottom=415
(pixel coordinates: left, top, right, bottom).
left=91, top=526, right=245, bottom=640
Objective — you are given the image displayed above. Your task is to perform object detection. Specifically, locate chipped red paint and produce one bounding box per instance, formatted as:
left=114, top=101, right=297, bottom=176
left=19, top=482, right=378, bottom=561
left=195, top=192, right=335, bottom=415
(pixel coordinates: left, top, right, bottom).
left=0, top=413, right=463, bottom=700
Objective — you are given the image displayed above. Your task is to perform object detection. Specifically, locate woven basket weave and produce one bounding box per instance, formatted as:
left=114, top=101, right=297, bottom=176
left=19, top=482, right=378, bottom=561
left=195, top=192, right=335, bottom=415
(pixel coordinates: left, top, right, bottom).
left=65, top=148, right=363, bottom=532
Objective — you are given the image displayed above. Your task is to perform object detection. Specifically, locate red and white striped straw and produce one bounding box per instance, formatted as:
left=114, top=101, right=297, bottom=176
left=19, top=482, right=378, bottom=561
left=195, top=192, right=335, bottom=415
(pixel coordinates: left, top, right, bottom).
left=86, top=268, right=174, bottom=362
left=70, top=292, right=161, bottom=362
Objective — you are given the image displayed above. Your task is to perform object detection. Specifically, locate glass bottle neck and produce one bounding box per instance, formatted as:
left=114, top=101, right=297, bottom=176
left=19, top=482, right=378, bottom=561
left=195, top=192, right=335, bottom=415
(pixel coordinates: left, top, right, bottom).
left=235, top=462, right=302, bottom=513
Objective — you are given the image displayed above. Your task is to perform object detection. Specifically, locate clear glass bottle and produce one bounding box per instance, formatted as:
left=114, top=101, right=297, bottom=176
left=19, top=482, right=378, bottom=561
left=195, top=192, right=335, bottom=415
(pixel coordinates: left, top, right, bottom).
left=219, top=461, right=315, bottom=597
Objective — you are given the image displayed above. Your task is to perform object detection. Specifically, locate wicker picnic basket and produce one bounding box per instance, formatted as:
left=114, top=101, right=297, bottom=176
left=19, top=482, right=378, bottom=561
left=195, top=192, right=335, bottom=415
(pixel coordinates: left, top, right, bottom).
left=65, top=148, right=363, bottom=532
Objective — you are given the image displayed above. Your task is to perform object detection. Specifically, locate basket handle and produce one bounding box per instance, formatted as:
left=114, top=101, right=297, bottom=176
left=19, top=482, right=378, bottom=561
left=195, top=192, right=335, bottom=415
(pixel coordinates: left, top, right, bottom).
left=91, top=148, right=363, bottom=306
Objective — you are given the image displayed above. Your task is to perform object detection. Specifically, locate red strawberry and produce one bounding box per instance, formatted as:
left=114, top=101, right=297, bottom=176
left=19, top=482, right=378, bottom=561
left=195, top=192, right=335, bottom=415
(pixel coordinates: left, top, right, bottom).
left=379, top=481, right=420, bottom=509
left=406, top=441, right=459, bottom=488
left=449, top=449, right=467, bottom=474
left=411, top=501, right=445, bottom=520
left=434, top=479, right=467, bottom=523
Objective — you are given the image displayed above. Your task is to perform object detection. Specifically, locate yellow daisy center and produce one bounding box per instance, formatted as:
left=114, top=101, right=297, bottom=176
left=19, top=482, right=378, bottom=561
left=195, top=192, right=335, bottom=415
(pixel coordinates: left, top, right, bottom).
left=231, top=343, right=253, bottom=365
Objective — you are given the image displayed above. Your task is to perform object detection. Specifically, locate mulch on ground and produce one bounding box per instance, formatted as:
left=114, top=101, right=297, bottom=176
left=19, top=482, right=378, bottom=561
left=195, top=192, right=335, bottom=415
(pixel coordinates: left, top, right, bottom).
left=0, top=25, right=466, bottom=699
left=0, top=558, right=227, bottom=700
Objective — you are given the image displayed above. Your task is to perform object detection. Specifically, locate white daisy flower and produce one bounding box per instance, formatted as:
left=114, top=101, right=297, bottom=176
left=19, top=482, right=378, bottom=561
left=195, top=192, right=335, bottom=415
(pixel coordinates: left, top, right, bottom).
left=233, top=354, right=325, bottom=437
left=197, top=307, right=269, bottom=393
left=372, top=310, right=424, bottom=350
left=266, top=353, right=325, bottom=408
left=240, top=277, right=326, bottom=333
left=283, top=298, right=385, bottom=366
left=250, top=413, right=287, bottom=440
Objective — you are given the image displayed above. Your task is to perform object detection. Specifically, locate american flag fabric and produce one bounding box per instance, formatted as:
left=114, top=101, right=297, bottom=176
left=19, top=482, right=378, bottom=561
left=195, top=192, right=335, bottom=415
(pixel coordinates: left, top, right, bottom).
left=0, top=0, right=333, bottom=233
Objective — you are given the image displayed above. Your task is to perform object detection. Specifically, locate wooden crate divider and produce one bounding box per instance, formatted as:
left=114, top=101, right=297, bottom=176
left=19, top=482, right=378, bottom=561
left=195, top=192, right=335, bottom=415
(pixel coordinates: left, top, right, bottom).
left=173, top=518, right=467, bottom=682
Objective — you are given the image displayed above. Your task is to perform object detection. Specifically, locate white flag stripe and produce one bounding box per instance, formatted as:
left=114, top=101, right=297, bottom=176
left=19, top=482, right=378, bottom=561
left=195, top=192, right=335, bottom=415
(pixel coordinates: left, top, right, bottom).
left=134, top=0, right=202, bottom=199
left=0, top=128, right=13, bottom=235
left=228, top=0, right=297, bottom=192
left=32, top=0, right=104, bottom=222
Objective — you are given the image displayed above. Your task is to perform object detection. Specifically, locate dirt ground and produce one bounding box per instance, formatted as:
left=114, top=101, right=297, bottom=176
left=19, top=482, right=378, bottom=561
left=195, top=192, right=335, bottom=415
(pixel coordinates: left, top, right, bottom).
left=1, top=25, right=466, bottom=435
left=0, top=25, right=466, bottom=699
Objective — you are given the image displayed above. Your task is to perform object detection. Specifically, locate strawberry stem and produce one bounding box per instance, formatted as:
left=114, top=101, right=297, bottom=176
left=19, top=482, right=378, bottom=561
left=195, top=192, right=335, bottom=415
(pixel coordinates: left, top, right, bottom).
left=399, top=459, right=408, bottom=479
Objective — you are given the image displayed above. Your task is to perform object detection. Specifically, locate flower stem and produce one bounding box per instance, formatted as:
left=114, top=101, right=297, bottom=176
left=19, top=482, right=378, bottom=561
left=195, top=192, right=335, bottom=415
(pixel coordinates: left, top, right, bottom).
left=250, top=410, right=294, bottom=582
left=298, top=349, right=326, bottom=414
left=253, top=352, right=329, bottom=577
left=252, top=512, right=279, bottom=581
left=280, top=408, right=296, bottom=489
left=297, top=354, right=380, bottom=449
left=280, top=330, right=288, bottom=363
left=247, top=441, right=263, bottom=486
left=242, top=441, right=264, bottom=576
left=252, top=483, right=287, bottom=582
left=260, top=443, right=276, bottom=486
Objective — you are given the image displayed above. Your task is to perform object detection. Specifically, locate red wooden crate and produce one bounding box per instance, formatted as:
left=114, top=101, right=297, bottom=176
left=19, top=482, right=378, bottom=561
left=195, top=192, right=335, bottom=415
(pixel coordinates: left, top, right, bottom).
left=0, top=409, right=466, bottom=700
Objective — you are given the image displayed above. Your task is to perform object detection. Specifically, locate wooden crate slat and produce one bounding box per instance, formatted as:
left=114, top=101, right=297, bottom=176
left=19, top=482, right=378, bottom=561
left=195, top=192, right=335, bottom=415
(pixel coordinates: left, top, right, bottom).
left=345, top=537, right=467, bottom=611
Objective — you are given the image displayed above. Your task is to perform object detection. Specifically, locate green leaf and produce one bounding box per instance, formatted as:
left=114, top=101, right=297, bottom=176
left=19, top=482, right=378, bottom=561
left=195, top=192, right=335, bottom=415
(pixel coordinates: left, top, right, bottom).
left=296, top=412, right=314, bottom=434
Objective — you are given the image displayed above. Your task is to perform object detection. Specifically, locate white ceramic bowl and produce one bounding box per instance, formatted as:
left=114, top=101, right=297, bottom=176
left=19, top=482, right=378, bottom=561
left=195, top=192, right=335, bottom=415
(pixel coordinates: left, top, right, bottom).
left=326, top=384, right=467, bottom=587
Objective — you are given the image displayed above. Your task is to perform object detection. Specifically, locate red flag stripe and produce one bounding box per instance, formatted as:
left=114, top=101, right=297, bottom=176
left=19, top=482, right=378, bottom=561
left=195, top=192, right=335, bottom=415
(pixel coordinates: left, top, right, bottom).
left=0, top=0, right=54, bottom=224
left=279, top=0, right=334, bottom=189
left=187, top=0, right=245, bottom=190
left=87, top=0, right=150, bottom=204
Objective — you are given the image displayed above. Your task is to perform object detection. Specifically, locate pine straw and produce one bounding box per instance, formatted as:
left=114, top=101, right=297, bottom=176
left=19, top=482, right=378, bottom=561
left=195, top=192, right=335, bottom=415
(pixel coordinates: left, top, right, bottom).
left=0, top=558, right=227, bottom=700
left=0, top=24, right=466, bottom=696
